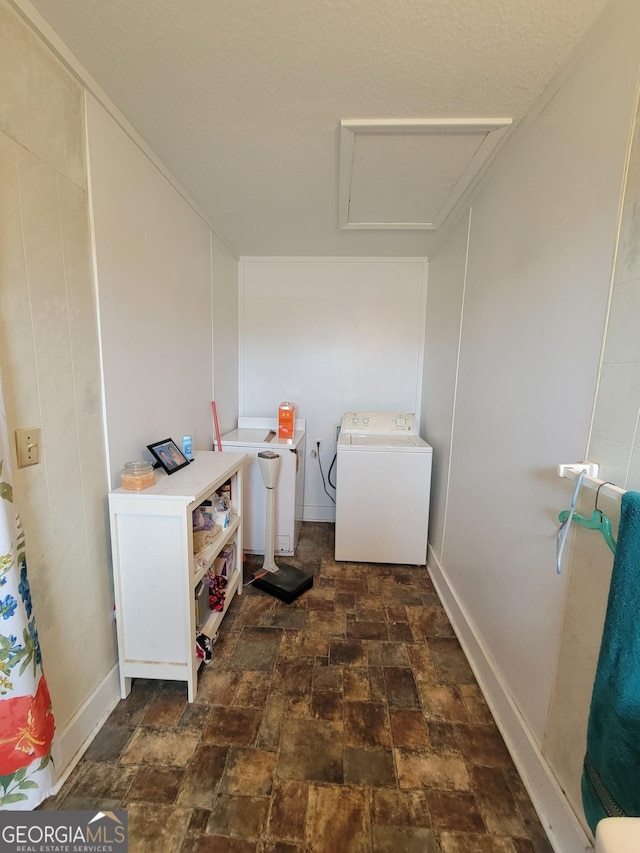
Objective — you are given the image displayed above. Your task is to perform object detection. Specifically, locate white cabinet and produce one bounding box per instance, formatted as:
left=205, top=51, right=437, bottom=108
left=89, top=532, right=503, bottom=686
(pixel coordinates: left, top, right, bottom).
left=108, top=451, right=246, bottom=701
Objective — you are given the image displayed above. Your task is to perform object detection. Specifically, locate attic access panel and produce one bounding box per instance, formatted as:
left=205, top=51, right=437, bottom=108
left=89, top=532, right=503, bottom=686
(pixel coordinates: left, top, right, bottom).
left=339, top=119, right=512, bottom=230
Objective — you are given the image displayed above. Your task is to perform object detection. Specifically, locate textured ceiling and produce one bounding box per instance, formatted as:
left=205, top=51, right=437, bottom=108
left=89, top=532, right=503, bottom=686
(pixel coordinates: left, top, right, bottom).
left=22, top=0, right=612, bottom=256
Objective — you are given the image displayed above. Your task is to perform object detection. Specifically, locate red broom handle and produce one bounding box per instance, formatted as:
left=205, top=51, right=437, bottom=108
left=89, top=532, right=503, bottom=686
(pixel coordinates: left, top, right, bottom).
left=212, top=401, right=222, bottom=451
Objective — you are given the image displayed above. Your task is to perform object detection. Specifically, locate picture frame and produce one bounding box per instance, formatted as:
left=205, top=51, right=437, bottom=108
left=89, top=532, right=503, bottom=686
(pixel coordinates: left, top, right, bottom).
left=147, top=438, right=190, bottom=475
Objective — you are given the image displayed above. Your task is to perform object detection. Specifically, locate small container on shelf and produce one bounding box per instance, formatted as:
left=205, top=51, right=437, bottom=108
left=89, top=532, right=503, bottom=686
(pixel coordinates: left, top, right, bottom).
left=278, top=402, right=295, bottom=440
left=213, top=493, right=230, bottom=528
left=120, top=460, right=156, bottom=491
left=214, top=544, right=235, bottom=579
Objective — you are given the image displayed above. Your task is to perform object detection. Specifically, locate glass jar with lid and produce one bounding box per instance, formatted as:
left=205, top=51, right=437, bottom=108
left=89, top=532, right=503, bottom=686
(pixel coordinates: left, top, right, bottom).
left=120, top=461, right=156, bottom=491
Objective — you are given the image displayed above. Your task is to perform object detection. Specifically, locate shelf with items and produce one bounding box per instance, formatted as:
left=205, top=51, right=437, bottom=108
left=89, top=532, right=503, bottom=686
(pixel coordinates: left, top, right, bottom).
left=109, top=450, right=246, bottom=702
left=193, top=513, right=240, bottom=586
left=192, top=512, right=237, bottom=633
left=193, top=542, right=239, bottom=665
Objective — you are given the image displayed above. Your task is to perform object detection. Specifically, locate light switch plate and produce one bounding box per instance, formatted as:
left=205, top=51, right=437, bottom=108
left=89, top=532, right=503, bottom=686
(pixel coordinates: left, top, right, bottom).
left=16, top=427, right=40, bottom=467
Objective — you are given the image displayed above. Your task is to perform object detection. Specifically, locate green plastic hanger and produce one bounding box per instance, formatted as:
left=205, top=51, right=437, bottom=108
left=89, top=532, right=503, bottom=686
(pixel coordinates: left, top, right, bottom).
left=557, top=508, right=616, bottom=554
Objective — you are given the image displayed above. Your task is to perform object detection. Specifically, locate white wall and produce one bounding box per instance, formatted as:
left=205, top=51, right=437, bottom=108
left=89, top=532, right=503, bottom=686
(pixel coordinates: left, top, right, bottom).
left=86, top=96, right=239, bottom=484
left=544, top=83, right=640, bottom=822
left=0, top=1, right=241, bottom=786
left=212, top=232, right=240, bottom=438
left=590, top=93, right=640, bottom=486
left=240, top=258, right=427, bottom=520
left=423, top=0, right=640, bottom=848
left=0, top=0, right=117, bottom=778
left=420, top=211, right=470, bottom=556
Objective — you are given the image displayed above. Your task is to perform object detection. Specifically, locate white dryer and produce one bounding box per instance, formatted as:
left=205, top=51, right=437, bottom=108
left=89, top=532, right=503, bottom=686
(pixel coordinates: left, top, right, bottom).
left=334, top=411, right=432, bottom=565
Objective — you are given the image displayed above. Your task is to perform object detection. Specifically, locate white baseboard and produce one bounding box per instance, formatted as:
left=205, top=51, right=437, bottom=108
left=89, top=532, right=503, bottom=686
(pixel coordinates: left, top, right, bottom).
left=50, top=664, right=121, bottom=792
left=427, top=545, right=593, bottom=853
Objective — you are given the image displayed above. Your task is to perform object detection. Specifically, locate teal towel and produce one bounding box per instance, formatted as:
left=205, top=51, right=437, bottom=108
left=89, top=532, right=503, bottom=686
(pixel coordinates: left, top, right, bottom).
left=582, top=490, right=640, bottom=831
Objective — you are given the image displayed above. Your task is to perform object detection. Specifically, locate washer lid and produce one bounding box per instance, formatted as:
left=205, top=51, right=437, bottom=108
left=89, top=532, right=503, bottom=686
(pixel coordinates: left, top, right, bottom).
left=338, top=433, right=432, bottom=451
left=221, top=428, right=305, bottom=448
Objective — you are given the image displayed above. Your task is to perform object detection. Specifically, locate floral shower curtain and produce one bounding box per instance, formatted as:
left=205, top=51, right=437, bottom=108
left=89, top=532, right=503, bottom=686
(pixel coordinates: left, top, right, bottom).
left=0, top=369, right=54, bottom=808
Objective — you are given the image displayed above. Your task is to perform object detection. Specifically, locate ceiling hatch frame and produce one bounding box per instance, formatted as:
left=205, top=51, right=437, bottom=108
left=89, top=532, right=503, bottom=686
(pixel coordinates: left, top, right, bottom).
left=339, top=118, right=513, bottom=231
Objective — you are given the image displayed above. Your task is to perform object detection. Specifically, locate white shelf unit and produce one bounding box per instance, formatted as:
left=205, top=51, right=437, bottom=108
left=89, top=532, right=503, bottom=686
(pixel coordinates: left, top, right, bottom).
left=108, top=450, right=246, bottom=701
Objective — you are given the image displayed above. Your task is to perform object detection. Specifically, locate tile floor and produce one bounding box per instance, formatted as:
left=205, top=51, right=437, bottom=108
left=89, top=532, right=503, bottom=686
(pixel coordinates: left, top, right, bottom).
left=41, top=523, right=553, bottom=852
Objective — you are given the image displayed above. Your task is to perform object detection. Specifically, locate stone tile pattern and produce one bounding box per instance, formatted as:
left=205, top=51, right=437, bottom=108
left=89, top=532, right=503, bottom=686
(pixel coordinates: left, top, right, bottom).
left=41, top=523, right=553, bottom=853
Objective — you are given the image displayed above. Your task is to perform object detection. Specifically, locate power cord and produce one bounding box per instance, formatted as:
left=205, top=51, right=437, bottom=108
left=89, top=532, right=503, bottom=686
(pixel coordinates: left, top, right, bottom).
left=316, top=441, right=336, bottom=503
left=327, top=452, right=336, bottom=490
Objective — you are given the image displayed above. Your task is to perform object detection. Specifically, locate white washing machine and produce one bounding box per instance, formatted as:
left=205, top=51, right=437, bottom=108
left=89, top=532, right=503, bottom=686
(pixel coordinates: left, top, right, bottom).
left=221, top=417, right=305, bottom=556
left=335, top=411, right=432, bottom=565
